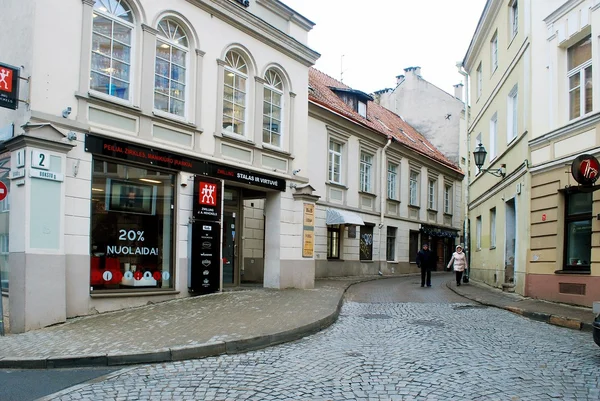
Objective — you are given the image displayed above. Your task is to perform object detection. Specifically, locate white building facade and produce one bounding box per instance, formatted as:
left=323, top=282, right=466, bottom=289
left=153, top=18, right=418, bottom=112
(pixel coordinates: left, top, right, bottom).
left=0, top=0, right=319, bottom=333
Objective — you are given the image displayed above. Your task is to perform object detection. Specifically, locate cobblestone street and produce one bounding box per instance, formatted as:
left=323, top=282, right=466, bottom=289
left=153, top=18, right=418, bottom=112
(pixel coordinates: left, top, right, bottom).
left=43, top=276, right=600, bottom=401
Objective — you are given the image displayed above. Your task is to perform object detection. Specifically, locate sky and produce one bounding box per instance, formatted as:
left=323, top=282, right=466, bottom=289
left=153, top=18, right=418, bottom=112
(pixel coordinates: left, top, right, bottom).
left=282, top=0, right=488, bottom=95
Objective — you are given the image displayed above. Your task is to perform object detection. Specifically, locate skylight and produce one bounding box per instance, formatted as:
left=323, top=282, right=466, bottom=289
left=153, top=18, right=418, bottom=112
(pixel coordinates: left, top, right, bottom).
left=400, top=128, right=416, bottom=142
left=421, top=140, right=435, bottom=152
left=376, top=117, right=392, bottom=131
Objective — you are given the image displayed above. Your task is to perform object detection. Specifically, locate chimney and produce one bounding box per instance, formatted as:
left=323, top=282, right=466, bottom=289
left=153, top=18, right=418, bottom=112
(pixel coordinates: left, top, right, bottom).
left=453, top=83, right=464, bottom=101
left=403, top=66, right=422, bottom=78
left=395, top=74, right=405, bottom=85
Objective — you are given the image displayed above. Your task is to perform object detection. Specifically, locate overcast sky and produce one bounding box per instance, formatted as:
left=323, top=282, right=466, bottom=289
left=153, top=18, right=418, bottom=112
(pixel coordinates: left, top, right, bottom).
left=282, top=0, right=488, bottom=96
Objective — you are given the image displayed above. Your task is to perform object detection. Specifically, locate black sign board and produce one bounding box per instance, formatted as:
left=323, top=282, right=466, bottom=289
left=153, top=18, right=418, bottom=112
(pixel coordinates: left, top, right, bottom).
left=189, top=221, right=221, bottom=294
left=85, top=135, right=286, bottom=191
left=0, top=63, right=20, bottom=110
left=193, top=176, right=222, bottom=222
left=571, top=154, right=600, bottom=186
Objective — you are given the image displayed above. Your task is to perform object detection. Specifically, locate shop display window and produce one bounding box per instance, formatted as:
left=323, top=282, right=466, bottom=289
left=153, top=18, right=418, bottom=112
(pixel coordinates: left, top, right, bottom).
left=564, top=192, right=592, bottom=272
left=90, top=159, right=174, bottom=291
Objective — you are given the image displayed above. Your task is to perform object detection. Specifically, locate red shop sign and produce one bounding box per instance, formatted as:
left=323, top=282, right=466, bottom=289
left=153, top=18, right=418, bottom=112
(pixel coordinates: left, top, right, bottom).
left=571, top=154, right=600, bottom=186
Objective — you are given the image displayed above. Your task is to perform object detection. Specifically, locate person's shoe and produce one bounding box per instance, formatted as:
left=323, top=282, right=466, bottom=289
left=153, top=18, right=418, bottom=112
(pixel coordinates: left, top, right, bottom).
left=457, top=282, right=461, bottom=286
left=427, top=285, right=431, bottom=287
left=421, top=285, right=424, bottom=287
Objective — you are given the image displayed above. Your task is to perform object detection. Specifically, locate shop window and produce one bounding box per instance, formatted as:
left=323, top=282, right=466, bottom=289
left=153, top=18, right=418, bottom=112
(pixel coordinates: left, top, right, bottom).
left=90, top=159, right=175, bottom=291
left=564, top=192, right=592, bottom=272
left=409, top=230, right=419, bottom=263
left=91, top=0, right=134, bottom=101
left=327, top=227, right=340, bottom=259
left=359, top=225, right=374, bottom=261
left=386, top=226, right=396, bottom=261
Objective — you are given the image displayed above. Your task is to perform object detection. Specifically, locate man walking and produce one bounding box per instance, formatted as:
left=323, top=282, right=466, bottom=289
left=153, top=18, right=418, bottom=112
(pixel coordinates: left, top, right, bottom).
left=416, top=243, right=435, bottom=287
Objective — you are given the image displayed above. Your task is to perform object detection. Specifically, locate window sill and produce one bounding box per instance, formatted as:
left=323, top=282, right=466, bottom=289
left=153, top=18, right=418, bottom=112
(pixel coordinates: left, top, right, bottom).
left=427, top=208, right=438, bottom=213
left=443, top=212, right=453, bottom=217
left=326, top=181, right=348, bottom=190
left=220, top=131, right=255, bottom=145
left=359, top=260, right=374, bottom=263
left=554, top=269, right=591, bottom=275
left=359, top=191, right=376, bottom=197
left=90, top=290, right=180, bottom=298
left=490, top=246, right=496, bottom=250
left=152, top=110, right=197, bottom=129
left=408, top=204, right=420, bottom=209
left=83, top=91, right=141, bottom=112
left=261, top=144, right=292, bottom=157
left=387, top=198, right=400, bottom=204
left=327, top=258, right=345, bottom=262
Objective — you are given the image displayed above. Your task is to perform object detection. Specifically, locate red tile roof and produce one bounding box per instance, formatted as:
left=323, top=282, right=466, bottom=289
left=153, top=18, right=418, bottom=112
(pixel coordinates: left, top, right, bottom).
left=308, top=68, right=463, bottom=175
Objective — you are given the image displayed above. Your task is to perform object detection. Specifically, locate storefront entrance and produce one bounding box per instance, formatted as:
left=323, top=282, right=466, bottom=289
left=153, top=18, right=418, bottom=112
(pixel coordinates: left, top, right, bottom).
left=222, top=188, right=241, bottom=286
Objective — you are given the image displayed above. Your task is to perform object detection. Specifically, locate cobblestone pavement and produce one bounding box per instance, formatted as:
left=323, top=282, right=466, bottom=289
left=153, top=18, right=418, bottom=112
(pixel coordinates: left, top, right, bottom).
left=41, top=276, right=600, bottom=401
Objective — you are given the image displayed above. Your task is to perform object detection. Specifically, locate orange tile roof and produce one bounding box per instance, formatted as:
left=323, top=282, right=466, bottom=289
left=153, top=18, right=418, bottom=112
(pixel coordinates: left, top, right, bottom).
left=308, top=68, right=463, bottom=175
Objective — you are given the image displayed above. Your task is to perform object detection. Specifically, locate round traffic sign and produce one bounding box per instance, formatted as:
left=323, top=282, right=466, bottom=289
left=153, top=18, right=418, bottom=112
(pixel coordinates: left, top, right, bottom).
left=0, top=181, right=7, bottom=202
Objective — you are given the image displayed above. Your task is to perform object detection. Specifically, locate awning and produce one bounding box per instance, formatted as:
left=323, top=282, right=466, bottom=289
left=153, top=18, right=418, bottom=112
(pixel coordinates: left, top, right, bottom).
left=326, top=208, right=365, bottom=226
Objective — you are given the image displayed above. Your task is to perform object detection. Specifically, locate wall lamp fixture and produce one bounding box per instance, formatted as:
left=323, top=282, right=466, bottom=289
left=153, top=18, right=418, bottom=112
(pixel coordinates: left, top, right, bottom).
left=473, top=143, right=506, bottom=178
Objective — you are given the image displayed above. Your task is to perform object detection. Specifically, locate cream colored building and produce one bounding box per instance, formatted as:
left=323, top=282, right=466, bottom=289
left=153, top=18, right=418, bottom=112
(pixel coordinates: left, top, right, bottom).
left=0, top=0, right=320, bottom=333
left=462, top=0, right=563, bottom=295
left=528, top=0, right=600, bottom=307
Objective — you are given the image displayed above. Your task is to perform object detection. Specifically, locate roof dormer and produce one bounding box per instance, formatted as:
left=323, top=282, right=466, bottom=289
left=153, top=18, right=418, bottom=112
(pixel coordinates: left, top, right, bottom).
left=328, top=87, right=373, bottom=118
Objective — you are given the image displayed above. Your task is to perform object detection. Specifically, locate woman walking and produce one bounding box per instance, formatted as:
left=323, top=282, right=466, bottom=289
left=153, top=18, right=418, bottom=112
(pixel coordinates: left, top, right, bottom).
left=447, top=245, right=468, bottom=286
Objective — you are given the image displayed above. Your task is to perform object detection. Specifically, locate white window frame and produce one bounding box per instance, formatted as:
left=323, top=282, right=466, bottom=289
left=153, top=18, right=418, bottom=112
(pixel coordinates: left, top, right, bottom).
left=387, top=162, right=398, bottom=200
left=328, top=140, right=343, bottom=184
left=490, top=207, right=497, bottom=248
left=489, top=113, right=498, bottom=160
left=491, top=31, right=498, bottom=73
left=444, top=184, right=452, bottom=214
left=222, top=50, right=248, bottom=136
left=567, top=36, right=593, bottom=121
left=358, top=101, right=367, bottom=118
left=90, top=0, right=135, bottom=102
left=476, top=215, right=482, bottom=250
left=507, top=85, right=518, bottom=143
left=428, top=179, right=437, bottom=210
left=359, top=152, right=373, bottom=193
left=409, top=171, right=419, bottom=206
left=0, top=234, right=8, bottom=255
left=477, top=63, right=483, bottom=99
left=154, top=18, right=188, bottom=118
left=510, top=0, right=518, bottom=38
left=263, top=69, right=284, bottom=148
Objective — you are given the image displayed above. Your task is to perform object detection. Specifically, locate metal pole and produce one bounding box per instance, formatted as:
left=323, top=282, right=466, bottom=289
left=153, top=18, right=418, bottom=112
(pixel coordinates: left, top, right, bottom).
left=457, top=64, right=470, bottom=277
left=0, top=279, right=5, bottom=336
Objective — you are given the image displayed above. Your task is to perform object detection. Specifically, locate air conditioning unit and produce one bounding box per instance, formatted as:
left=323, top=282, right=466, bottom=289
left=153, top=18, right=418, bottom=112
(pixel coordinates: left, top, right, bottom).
left=516, top=183, right=522, bottom=195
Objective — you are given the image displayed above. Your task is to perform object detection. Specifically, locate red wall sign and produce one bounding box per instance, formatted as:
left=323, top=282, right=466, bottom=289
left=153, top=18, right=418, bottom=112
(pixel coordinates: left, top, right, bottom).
left=0, top=181, right=7, bottom=202
left=0, top=62, right=20, bottom=110
left=571, top=154, right=600, bottom=186
left=541, top=214, right=547, bottom=222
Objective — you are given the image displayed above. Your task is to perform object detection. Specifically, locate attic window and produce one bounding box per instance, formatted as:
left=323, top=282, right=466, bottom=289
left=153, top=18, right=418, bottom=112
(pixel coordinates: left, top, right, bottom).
left=400, top=128, right=416, bottom=142
left=421, top=140, right=435, bottom=152
left=358, top=101, right=367, bottom=118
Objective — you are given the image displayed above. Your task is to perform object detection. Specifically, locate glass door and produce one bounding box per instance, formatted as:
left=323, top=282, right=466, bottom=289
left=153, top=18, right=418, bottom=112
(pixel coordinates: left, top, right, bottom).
left=222, top=210, right=237, bottom=285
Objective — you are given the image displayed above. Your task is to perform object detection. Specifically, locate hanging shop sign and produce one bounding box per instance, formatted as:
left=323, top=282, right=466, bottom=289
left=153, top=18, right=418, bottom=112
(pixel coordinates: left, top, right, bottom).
left=419, top=224, right=460, bottom=238
left=85, top=135, right=286, bottom=191
left=0, top=62, right=20, bottom=111
left=193, top=176, right=222, bottom=223
left=571, top=154, right=599, bottom=186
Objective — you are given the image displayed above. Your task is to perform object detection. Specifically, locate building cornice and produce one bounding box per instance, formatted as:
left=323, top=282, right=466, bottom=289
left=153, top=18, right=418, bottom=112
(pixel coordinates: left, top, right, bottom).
left=469, top=164, right=528, bottom=209
left=544, top=0, right=586, bottom=24
left=529, top=111, right=600, bottom=149
left=255, top=0, right=315, bottom=31
left=529, top=146, right=600, bottom=174
left=186, top=0, right=320, bottom=67
left=464, top=0, right=503, bottom=70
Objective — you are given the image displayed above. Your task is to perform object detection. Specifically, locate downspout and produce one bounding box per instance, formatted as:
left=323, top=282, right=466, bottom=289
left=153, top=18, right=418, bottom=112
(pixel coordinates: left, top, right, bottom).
left=378, top=136, right=393, bottom=274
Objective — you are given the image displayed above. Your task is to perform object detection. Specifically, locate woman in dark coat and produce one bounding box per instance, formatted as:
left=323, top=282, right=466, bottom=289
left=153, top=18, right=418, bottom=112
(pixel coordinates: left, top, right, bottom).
left=416, top=243, right=436, bottom=287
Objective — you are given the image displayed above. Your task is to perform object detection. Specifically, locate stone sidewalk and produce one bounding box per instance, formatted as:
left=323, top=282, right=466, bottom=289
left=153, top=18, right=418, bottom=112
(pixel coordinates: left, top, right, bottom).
left=0, top=274, right=595, bottom=369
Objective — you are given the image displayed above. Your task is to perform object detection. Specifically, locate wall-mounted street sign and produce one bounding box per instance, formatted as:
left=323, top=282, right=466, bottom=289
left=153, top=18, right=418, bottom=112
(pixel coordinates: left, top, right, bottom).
left=0, top=62, right=20, bottom=110
left=571, top=154, right=599, bottom=186
left=29, top=169, right=64, bottom=182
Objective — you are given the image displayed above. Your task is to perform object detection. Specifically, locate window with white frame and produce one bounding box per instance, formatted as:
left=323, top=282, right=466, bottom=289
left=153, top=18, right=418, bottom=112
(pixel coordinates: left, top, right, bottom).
left=510, top=0, right=518, bottom=38
left=91, top=0, right=134, bottom=100
left=409, top=171, right=419, bottom=206
left=223, top=50, right=248, bottom=135
left=263, top=69, right=284, bottom=147
left=444, top=184, right=452, bottom=214
left=428, top=179, right=437, bottom=210
left=477, top=63, right=483, bottom=99
left=491, top=31, right=498, bottom=72
left=490, top=207, right=497, bottom=248
left=489, top=113, right=497, bottom=160
left=387, top=162, right=398, bottom=200
left=154, top=19, right=188, bottom=117
left=507, top=85, right=518, bottom=142
left=359, top=152, right=373, bottom=193
left=328, top=140, right=343, bottom=184
left=386, top=226, right=397, bottom=261
left=568, top=35, right=592, bottom=120
left=476, top=215, right=482, bottom=250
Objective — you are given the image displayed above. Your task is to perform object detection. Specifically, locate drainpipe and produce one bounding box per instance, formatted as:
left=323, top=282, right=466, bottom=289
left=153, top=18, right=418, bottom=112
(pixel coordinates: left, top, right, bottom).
left=378, top=136, right=393, bottom=274
left=457, top=63, right=470, bottom=275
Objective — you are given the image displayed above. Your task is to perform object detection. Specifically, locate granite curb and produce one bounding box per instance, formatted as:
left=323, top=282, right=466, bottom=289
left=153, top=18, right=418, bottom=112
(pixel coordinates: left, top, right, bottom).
left=0, top=276, right=385, bottom=370
left=445, top=281, right=594, bottom=333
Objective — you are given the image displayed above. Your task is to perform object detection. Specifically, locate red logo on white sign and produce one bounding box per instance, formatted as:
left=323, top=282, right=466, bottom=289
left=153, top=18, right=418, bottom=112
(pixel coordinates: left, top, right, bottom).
left=199, top=182, right=217, bottom=206
left=0, top=68, right=13, bottom=93
left=0, top=181, right=7, bottom=202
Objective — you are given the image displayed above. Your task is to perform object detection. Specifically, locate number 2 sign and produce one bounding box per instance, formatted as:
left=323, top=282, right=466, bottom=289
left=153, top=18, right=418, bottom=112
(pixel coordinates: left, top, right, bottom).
left=31, top=150, right=49, bottom=170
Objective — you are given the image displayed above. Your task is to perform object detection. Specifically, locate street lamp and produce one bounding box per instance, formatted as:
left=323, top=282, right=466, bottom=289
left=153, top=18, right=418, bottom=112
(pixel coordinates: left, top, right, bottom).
left=473, top=143, right=506, bottom=178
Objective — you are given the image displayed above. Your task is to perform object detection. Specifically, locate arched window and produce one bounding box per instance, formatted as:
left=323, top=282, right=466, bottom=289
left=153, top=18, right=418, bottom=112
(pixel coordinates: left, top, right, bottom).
left=91, top=0, right=134, bottom=100
left=222, top=51, right=248, bottom=135
left=154, top=18, right=188, bottom=117
left=263, top=69, right=284, bottom=147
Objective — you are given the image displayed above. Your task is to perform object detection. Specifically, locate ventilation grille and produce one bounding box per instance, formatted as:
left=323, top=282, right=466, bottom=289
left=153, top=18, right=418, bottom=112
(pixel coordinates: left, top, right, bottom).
left=559, top=283, right=586, bottom=295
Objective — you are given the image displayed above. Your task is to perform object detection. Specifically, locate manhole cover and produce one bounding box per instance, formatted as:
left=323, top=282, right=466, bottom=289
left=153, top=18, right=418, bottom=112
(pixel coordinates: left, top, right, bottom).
left=361, top=314, right=392, bottom=319
left=453, top=305, right=488, bottom=310
left=410, top=319, right=442, bottom=327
